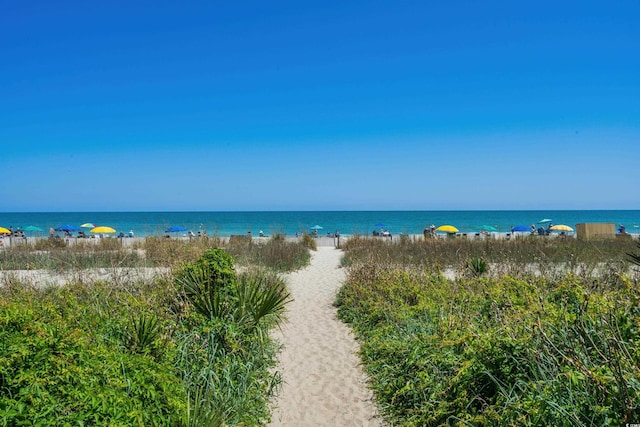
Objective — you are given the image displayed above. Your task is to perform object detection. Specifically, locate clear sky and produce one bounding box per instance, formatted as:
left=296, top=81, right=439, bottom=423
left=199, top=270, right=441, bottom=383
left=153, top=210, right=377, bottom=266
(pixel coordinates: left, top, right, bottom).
left=2, top=1, right=638, bottom=212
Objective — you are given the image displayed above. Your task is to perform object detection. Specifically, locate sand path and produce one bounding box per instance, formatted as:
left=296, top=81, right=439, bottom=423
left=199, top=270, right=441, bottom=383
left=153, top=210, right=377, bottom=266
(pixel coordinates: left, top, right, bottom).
left=269, top=247, right=384, bottom=427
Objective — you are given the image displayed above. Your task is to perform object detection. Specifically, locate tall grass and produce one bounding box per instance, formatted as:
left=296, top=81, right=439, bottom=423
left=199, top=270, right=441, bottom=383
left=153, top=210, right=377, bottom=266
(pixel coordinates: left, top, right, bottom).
left=0, top=240, right=146, bottom=272
left=226, top=235, right=311, bottom=272
left=1, top=235, right=312, bottom=275
left=342, top=235, right=637, bottom=279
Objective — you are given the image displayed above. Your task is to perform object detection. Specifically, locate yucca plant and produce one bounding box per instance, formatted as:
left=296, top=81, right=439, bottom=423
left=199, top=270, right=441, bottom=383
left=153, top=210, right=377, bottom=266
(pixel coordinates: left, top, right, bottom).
left=124, top=314, right=161, bottom=357
left=467, top=257, right=488, bottom=277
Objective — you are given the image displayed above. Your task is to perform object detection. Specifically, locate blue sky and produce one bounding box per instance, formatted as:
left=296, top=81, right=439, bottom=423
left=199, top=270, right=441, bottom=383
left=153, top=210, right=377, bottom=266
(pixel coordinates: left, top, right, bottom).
left=2, top=1, right=638, bottom=211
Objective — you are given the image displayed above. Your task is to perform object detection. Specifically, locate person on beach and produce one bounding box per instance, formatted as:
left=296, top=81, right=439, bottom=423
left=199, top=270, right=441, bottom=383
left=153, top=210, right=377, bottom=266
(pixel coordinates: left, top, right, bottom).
left=129, top=230, right=134, bottom=238
left=530, top=224, right=536, bottom=235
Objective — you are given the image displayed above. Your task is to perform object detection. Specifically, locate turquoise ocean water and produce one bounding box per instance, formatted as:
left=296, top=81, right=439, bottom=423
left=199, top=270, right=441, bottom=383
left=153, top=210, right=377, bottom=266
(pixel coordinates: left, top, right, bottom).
left=1, top=211, right=639, bottom=237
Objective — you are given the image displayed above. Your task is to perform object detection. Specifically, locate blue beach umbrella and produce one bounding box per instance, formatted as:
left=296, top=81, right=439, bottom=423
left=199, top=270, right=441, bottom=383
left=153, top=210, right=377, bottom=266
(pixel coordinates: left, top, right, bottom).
left=375, top=223, right=386, bottom=228
left=166, top=225, right=188, bottom=233
left=511, top=225, right=530, bottom=232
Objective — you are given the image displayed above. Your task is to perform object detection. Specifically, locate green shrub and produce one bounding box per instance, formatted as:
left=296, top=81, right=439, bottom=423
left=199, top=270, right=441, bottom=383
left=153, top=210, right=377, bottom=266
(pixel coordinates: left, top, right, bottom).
left=173, top=250, right=290, bottom=425
left=0, top=256, right=289, bottom=426
left=336, top=264, right=640, bottom=426
left=0, top=285, right=185, bottom=426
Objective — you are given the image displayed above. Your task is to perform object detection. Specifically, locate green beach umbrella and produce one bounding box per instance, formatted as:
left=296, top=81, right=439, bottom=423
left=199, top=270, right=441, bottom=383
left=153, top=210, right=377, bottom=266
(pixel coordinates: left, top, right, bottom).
left=23, top=225, right=43, bottom=232
left=477, top=225, right=497, bottom=232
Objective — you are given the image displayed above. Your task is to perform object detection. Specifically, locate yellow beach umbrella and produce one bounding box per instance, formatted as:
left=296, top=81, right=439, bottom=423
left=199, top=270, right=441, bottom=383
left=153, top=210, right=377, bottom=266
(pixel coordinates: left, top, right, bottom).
left=436, top=225, right=459, bottom=233
left=0, top=227, right=11, bottom=234
left=90, top=226, right=116, bottom=234
left=549, top=224, right=574, bottom=232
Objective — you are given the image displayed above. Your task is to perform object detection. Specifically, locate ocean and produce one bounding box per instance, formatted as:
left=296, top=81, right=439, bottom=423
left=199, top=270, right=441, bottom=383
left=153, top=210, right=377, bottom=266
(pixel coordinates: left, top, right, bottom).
left=1, top=211, right=639, bottom=237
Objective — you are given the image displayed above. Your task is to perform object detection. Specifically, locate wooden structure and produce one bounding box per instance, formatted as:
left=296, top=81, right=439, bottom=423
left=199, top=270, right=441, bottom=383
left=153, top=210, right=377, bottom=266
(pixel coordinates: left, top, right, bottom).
left=575, top=223, right=615, bottom=240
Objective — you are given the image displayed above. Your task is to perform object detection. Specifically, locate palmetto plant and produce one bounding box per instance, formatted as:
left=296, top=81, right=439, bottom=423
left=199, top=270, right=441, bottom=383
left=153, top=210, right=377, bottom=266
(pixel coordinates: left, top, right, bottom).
left=235, top=271, right=290, bottom=328
left=175, top=248, right=290, bottom=330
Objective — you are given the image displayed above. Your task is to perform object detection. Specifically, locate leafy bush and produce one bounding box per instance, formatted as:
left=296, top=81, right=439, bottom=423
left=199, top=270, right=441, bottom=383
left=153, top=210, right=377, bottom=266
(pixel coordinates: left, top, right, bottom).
left=336, top=264, right=640, bottom=426
left=0, top=248, right=290, bottom=426
left=0, top=282, right=185, bottom=426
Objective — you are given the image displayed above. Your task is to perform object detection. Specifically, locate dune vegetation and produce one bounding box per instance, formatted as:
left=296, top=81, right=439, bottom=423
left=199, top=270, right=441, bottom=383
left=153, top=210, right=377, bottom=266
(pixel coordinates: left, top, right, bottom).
left=336, top=237, right=640, bottom=426
left=0, top=239, right=302, bottom=426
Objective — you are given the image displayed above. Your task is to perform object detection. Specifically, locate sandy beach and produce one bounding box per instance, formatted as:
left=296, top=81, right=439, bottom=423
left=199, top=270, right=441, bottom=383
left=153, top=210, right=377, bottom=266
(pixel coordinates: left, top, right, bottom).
left=269, top=247, right=384, bottom=427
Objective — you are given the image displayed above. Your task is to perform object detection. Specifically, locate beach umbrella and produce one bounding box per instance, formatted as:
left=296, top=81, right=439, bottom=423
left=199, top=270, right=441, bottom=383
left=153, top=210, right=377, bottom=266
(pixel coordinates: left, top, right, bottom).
left=436, top=225, right=459, bottom=233
left=538, top=218, right=553, bottom=224
left=549, top=224, right=574, bottom=232
left=477, top=225, right=497, bottom=232
left=310, top=225, right=323, bottom=230
left=22, top=226, right=43, bottom=236
left=511, top=225, right=530, bottom=232
left=55, top=225, right=81, bottom=232
left=375, top=223, right=386, bottom=228
left=0, top=227, right=11, bottom=235
left=81, top=223, right=96, bottom=228
left=90, top=226, right=116, bottom=234
left=166, top=225, right=188, bottom=233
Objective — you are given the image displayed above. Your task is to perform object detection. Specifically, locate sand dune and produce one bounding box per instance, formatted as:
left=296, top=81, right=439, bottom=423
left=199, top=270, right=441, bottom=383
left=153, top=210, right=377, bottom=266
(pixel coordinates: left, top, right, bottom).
left=269, top=247, right=384, bottom=426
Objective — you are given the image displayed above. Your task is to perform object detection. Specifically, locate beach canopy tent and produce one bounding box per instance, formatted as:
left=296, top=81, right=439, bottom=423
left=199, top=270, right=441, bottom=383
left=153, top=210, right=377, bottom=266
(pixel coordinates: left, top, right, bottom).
left=477, top=225, right=497, bottom=232
left=549, top=224, right=574, bottom=232
left=166, top=225, right=188, bottom=233
left=91, top=226, right=116, bottom=234
left=0, top=227, right=11, bottom=235
left=436, top=225, right=459, bottom=233
left=55, top=225, right=81, bottom=232
left=511, top=225, right=530, bottom=232
left=538, top=218, right=553, bottom=224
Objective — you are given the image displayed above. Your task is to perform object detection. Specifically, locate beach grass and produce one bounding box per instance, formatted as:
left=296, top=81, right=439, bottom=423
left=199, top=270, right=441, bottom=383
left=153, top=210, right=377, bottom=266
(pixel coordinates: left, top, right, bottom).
left=336, top=236, right=640, bottom=425
left=341, top=234, right=637, bottom=279
left=0, top=235, right=312, bottom=274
